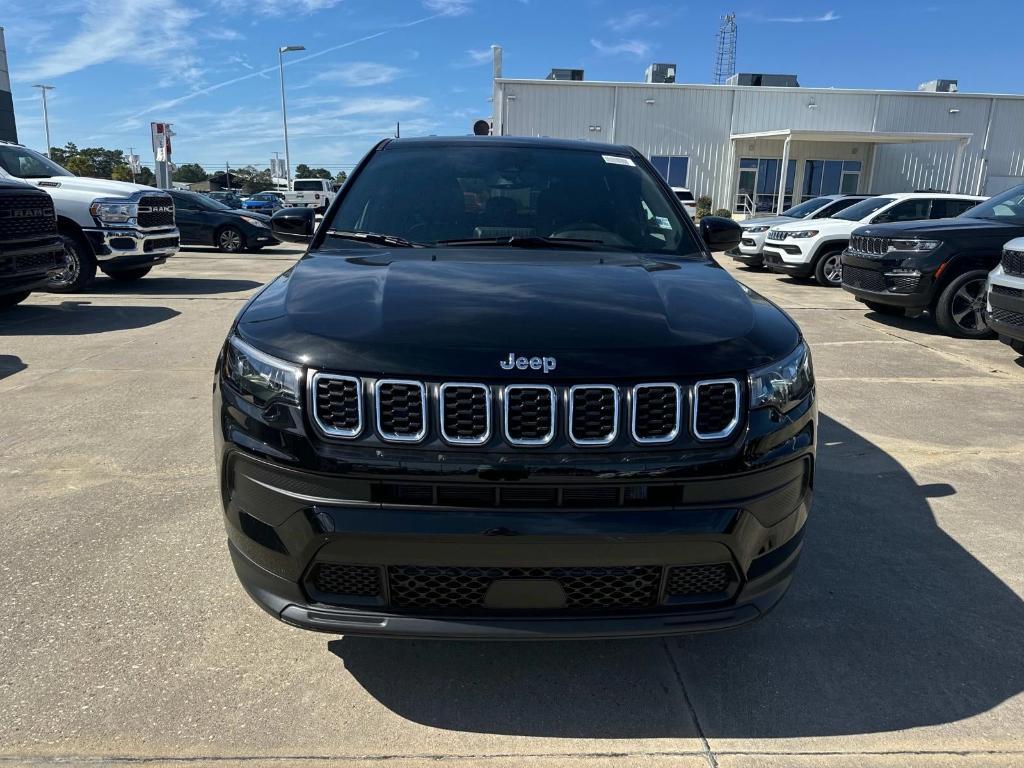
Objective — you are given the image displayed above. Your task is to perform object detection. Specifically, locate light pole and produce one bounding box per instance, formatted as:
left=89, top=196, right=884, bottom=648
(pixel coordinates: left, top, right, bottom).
left=278, top=45, right=305, bottom=188
left=33, top=84, right=55, bottom=157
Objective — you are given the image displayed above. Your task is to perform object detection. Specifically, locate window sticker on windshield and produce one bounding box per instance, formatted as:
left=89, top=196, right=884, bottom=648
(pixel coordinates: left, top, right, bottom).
left=654, top=216, right=672, bottom=230
left=602, top=155, right=636, bottom=166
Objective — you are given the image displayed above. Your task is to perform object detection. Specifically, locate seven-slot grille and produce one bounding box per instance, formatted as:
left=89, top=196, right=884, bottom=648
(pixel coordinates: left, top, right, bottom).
left=766, top=229, right=788, bottom=241
left=850, top=235, right=891, bottom=256
left=1003, top=248, right=1024, bottom=277
left=137, top=195, right=175, bottom=228
left=842, top=264, right=887, bottom=292
left=0, top=193, right=57, bottom=241
left=309, top=377, right=743, bottom=445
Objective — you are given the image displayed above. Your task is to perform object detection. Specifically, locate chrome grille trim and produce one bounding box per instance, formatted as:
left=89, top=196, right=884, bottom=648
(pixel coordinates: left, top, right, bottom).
left=630, top=383, right=681, bottom=445
left=375, top=379, right=428, bottom=443
left=503, top=384, right=556, bottom=447
left=692, top=378, right=741, bottom=441
left=438, top=382, right=492, bottom=445
left=567, top=384, right=619, bottom=447
left=309, top=371, right=363, bottom=438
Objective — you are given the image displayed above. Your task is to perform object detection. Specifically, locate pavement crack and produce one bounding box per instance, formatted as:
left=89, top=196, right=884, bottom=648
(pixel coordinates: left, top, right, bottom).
left=662, top=637, right=718, bottom=768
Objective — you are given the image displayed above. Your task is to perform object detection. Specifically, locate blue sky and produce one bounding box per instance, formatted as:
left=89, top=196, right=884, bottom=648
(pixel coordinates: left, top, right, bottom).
left=3, top=0, right=1020, bottom=173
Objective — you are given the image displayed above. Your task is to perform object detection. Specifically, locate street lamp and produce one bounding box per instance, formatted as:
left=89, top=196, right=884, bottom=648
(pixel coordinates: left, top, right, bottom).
left=278, top=45, right=305, bottom=187
left=32, top=84, right=55, bottom=157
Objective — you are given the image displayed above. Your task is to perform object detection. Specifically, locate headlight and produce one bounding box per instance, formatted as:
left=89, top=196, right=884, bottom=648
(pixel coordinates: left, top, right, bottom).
left=788, top=230, right=819, bottom=239
left=744, top=225, right=771, bottom=233
left=89, top=199, right=139, bottom=225
left=749, top=342, right=813, bottom=413
left=222, top=335, right=301, bottom=408
left=887, top=239, right=941, bottom=253
left=240, top=215, right=270, bottom=228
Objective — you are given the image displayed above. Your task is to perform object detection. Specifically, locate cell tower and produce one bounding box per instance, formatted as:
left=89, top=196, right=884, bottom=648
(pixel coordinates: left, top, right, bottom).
left=713, top=13, right=737, bottom=85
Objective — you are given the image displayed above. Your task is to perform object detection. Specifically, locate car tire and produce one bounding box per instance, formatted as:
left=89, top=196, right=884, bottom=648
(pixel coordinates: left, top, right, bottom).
left=934, top=269, right=996, bottom=339
left=48, top=231, right=97, bottom=293
left=217, top=226, right=246, bottom=253
left=863, top=301, right=905, bottom=317
left=813, top=247, right=844, bottom=287
left=0, top=290, right=31, bottom=311
left=103, top=266, right=152, bottom=281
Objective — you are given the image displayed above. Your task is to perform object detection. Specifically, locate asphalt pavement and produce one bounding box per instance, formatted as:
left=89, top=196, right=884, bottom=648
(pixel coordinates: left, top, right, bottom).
left=1, top=245, right=1022, bottom=767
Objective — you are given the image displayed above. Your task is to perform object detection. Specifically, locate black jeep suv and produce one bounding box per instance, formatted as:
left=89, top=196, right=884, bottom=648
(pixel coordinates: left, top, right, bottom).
left=0, top=179, right=64, bottom=311
left=841, top=184, right=1024, bottom=338
left=214, top=137, right=816, bottom=639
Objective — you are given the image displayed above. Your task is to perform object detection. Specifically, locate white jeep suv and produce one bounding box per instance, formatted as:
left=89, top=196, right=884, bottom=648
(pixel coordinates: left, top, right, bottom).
left=762, top=192, right=985, bottom=287
left=986, top=237, right=1024, bottom=356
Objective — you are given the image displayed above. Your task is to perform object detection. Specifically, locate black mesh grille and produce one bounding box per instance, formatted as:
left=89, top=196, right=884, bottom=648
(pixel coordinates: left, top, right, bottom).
left=570, top=386, right=617, bottom=443
left=0, top=247, right=62, bottom=276
left=314, top=375, right=361, bottom=435
left=441, top=384, right=489, bottom=442
left=886, top=273, right=920, bottom=293
left=505, top=387, right=554, bottom=443
left=992, top=306, right=1024, bottom=328
left=0, top=193, right=57, bottom=241
left=665, top=564, right=735, bottom=596
left=1002, top=249, right=1024, bottom=277
left=138, top=195, right=175, bottom=228
left=694, top=381, right=738, bottom=438
left=143, top=236, right=179, bottom=252
left=633, top=385, right=679, bottom=441
left=387, top=565, right=661, bottom=611
left=842, top=264, right=887, bottom=292
left=377, top=382, right=425, bottom=439
left=310, top=563, right=382, bottom=597
left=991, top=284, right=1024, bottom=299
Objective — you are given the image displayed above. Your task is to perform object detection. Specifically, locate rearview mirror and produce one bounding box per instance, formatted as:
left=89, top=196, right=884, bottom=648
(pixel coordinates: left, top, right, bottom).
left=271, top=207, right=315, bottom=243
left=699, top=215, right=742, bottom=252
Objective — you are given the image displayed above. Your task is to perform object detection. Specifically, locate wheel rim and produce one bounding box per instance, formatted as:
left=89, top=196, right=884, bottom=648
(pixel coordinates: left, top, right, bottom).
left=220, top=230, right=241, bottom=251
left=949, top=278, right=988, bottom=332
left=823, top=254, right=843, bottom=284
left=51, top=237, right=80, bottom=287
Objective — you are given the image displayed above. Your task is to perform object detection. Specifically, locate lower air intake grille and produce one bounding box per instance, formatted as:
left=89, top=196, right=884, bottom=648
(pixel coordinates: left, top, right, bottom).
left=694, top=380, right=739, bottom=439
left=886, top=273, right=921, bottom=293
left=1002, top=249, right=1024, bottom=277
left=665, top=563, right=735, bottom=596
left=313, top=374, right=362, bottom=436
left=440, top=383, right=489, bottom=443
left=991, top=306, right=1024, bottom=328
left=991, top=284, right=1024, bottom=299
left=377, top=380, right=426, bottom=441
left=842, top=264, right=887, bottom=292
left=310, top=563, right=382, bottom=597
left=387, top=565, right=661, bottom=611
left=569, top=385, right=617, bottom=444
left=504, top=386, right=555, bottom=445
left=632, top=384, right=680, bottom=443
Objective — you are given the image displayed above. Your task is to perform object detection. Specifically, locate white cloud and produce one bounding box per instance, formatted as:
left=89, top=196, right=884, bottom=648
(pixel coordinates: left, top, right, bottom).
left=315, top=62, right=403, bottom=87
left=465, top=48, right=493, bottom=65
left=424, top=0, right=473, bottom=16
left=207, top=29, right=245, bottom=41
left=216, top=0, right=344, bottom=16
left=590, top=38, right=651, bottom=58
left=758, top=10, right=840, bottom=23
left=606, top=11, right=651, bottom=31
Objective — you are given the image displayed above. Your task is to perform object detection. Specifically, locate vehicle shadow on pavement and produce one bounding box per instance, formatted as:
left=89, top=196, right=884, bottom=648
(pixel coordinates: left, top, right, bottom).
left=327, top=413, right=1024, bottom=738
left=80, top=277, right=264, bottom=296
left=0, top=354, right=27, bottom=379
left=0, top=302, right=179, bottom=335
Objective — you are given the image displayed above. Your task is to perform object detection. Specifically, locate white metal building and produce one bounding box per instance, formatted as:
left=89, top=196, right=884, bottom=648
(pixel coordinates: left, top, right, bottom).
left=491, top=66, right=1024, bottom=216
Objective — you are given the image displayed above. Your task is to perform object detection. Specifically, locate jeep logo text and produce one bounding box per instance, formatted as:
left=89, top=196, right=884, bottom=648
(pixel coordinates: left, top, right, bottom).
left=500, top=353, right=557, bottom=373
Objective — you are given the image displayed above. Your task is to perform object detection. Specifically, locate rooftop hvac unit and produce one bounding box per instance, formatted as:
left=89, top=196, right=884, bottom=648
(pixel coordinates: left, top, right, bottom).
left=919, top=79, right=958, bottom=93
left=645, top=63, right=677, bottom=84
left=547, top=68, right=584, bottom=81
left=726, top=73, right=800, bottom=87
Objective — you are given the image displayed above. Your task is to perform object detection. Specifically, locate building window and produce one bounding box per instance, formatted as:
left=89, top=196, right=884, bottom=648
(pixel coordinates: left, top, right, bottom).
left=803, top=160, right=861, bottom=201
left=651, top=156, right=689, bottom=187
left=736, top=157, right=796, bottom=213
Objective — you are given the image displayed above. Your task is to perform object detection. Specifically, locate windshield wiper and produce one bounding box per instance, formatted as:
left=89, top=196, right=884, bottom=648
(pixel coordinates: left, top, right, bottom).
left=436, top=235, right=603, bottom=250
left=325, top=229, right=421, bottom=248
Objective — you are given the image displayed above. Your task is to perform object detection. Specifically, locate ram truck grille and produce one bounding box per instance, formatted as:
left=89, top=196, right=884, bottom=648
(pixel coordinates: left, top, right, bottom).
left=1002, top=249, right=1024, bottom=277
left=0, top=194, right=57, bottom=241
left=137, top=195, right=175, bottom=229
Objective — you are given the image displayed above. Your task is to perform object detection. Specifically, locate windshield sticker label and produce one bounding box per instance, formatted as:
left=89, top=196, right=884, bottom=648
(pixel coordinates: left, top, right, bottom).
left=654, top=216, right=672, bottom=230
left=602, top=155, right=636, bottom=166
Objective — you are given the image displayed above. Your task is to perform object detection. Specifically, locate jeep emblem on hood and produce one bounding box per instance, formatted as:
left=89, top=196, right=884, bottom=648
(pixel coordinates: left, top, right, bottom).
left=500, top=353, right=557, bottom=373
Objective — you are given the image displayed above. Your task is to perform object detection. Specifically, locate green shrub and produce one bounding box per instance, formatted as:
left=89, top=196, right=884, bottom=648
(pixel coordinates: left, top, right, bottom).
left=696, top=195, right=713, bottom=218
left=713, top=208, right=733, bottom=218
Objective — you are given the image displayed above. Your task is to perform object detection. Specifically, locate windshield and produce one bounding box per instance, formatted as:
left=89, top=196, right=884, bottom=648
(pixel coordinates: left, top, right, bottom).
left=0, top=145, right=74, bottom=178
left=962, top=185, right=1024, bottom=224
left=833, top=197, right=895, bottom=221
left=781, top=197, right=831, bottom=219
left=195, top=194, right=231, bottom=210
left=293, top=180, right=324, bottom=191
left=329, top=144, right=702, bottom=255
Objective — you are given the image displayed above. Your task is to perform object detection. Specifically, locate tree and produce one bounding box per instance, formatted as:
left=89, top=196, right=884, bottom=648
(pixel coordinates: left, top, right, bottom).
left=135, top=166, right=157, bottom=186
left=335, top=170, right=347, bottom=186
left=111, top=165, right=134, bottom=182
left=294, top=163, right=332, bottom=180
left=46, top=142, right=126, bottom=179
left=173, top=163, right=209, bottom=183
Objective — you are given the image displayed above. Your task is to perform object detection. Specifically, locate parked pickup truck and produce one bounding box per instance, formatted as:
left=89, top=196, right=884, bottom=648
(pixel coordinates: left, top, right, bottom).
left=0, top=179, right=65, bottom=311
left=283, top=179, right=335, bottom=213
left=0, top=141, right=180, bottom=292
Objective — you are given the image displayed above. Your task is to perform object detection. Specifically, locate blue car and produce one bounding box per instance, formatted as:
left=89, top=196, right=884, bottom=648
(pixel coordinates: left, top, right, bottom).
left=242, top=192, right=285, bottom=213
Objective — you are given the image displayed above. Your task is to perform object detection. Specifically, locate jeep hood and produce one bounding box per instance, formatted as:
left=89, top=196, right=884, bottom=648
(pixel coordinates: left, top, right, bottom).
left=742, top=215, right=796, bottom=230
left=236, top=249, right=800, bottom=379
left=773, top=217, right=854, bottom=236
left=31, top=176, right=160, bottom=198
left=853, top=216, right=1024, bottom=238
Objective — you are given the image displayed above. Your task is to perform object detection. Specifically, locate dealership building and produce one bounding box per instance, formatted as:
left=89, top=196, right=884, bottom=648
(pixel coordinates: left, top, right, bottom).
left=490, top=57, right=1024, bottom=215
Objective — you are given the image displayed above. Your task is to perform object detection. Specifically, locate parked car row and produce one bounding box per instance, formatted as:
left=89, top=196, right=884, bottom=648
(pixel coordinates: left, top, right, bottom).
left=199, top=179, right=337, bottom=215
left=728, top=183, right=1024, bottom=358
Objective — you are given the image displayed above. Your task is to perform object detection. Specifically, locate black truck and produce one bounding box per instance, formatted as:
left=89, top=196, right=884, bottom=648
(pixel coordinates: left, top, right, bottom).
left=0, top=179, right=65, bottom=311
left=841, top=184, right=1024, bottom=338
left=214, top=136, right=816, bottom=639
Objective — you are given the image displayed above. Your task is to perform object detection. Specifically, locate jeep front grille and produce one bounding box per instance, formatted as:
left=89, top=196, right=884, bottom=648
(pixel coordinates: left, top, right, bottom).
left=1002, top=249, right=1024, bottom=277
left=504, top=385, right=556, bottom=446
left=137, top=195, right=175, bottom=229
left=439, top=383, right=490, bottom=444
left=849, top=235, right=891, bottom=256
left=311, top=373, right=362, bottom=437
left=693, top=379, right=740, bottom=440
left=631, top=384, right=681, bottom=444
left=376, top=380, right=427, bottom=442
left=0, top=193, right=57, bottom=241
left=568, top=385, right=618, bottom=445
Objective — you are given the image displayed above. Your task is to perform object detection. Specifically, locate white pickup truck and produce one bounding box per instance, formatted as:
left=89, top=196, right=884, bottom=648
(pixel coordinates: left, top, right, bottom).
left=283, top=179, right=335, bottom=213
left=0, top=141, right=180, bottom=292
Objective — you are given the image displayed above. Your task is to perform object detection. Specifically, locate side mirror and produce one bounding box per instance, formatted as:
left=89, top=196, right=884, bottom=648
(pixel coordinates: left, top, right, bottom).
left=700, top=215, right=742, bottom=252
left=271, top=207, right=315, bottom=243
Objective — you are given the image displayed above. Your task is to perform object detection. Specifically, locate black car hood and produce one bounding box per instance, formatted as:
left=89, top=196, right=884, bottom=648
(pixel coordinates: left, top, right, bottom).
left=236, top=248, right=800, bottom=379
left=855, top=216, right=1023, bottom=239
left=228, top=209, right=270, bottom=221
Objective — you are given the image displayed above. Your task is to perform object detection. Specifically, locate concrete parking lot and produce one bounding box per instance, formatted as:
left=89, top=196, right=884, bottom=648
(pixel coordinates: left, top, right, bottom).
left=1, top=245, right=1022, bottom=768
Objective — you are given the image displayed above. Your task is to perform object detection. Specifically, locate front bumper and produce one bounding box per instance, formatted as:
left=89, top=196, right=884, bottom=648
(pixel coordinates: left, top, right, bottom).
left=0, top=236, right=65, bottom=296
left=986, top=268, right=1024, bottom=345
left=840, top=250, right=933, bottom=310
left=762, top=246, right=813, bottom=277
left=83, top=227, right=180, bottom=265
